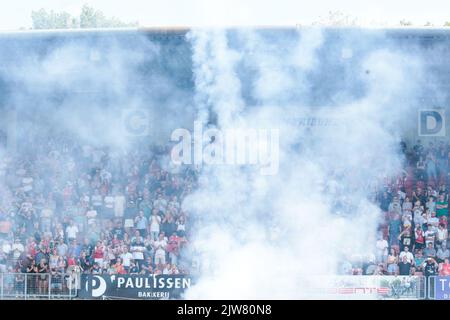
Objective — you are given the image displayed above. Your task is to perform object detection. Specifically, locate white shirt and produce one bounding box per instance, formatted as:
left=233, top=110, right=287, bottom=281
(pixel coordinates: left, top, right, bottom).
left=66, top=225, right=79, bottom=239
left=114, top=195, right=125, bottom=216
left=429, top=217, right=439, bottom=227
left=437, top=229, right=448, bottom=241
left=414, top=214, right=426, bottom=226
left=86, top=209, right=97, bottom=217
left=120, top=252, right=133, bottom=267
left=2, top=243, right=11, bottom=255
left=104, top=196, right=114, bottom=209
left=153, top=239, right=167, bottom=256
left=425, top=230, right=436, bottom=244
left=131, top=244, right=145, bottom=260
left=150, top=216, right=161, bottom=232
left=92, top=195, right=103, bottom=207
left=399, top=251, right=414, bottom=264
left=12, top=243, right=24, bottom=259
left=153, top=199, right=168, bottom=212
left=376, top=239, right=388, bottom=256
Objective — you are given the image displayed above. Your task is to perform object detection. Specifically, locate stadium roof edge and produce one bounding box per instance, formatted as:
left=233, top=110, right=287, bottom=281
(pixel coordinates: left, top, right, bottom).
left=0, top=26, right=449, bottom=37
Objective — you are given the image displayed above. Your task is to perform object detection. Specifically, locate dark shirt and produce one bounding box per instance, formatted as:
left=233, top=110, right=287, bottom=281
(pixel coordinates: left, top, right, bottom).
left=398, top=262, right=411, bottom=275
left=82, top=244, right=94, bottom=257
left=129, top=266, right=139, bottom=274
left=113, top=227, right=124, bottom=240
left=424, top=263, right=437, bottom=276
left=389, top=220, right=401, bottom=235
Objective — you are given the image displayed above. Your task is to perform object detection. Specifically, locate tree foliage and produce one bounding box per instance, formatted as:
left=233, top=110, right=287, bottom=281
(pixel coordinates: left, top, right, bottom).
left=399, top=19, right=413, bottom=26
left=31, top=5, right=139, bottom=30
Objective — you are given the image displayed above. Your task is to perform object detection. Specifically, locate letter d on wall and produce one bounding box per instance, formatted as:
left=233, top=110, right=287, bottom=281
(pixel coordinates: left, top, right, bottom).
left=419, top=109, right=446, bottom=136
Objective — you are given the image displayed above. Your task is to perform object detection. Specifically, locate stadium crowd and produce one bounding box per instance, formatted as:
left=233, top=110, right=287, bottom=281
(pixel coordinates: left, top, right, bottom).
left=0, top=132, right=198, bottom=286
left=341, top=139, right=450, bottom=277
left=1, top=129, right=450, bottom=289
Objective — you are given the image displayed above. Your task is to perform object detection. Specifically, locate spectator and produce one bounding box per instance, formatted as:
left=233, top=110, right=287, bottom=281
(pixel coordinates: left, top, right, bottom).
left=379, top=191, right=391, bottom=212
left=402, top=196, right=413, bottom=215
left=386, top=248, right=398, bottom=275
left=439, top=258, right=450, bottom=276
left=80, top=251, right=92, bottom=273
left=11, top=238, right=24, bottom=263
left=436, top=223, right=448, bottom=247
left=120, top=246, right=133, bottom=272
left=436, top=194, right=448, bottom=218
left=388, top=213, right=402, bottom=249
left=149, top=210, right=162, bottom=241
left=426, top=196, right=436, bottom=214
left=389, top=197, right=402, bottom=215
left=129, top=261, right=139, bottom=275
left=423, top=257, right=438, bottom=277
left=141, top=257, right=154, bottom=275
left=49, top=248, right=59, bottom=270
left=93, top=241, right=105, bottom=266
left=399, top=246, right=414, bottom=264
left=436, top=244, right=450, bottom=264
left=424, top=226, right=436, bottom=248
left=415, top=249, right=425, bottom=272
left=398, top=226, right=413, bottom=251
left=114, top=191, right=126, bottom=218
left=92, top=262, right=102, bottom=274
left=134, top=210, right=148, bottom=238
left=37, top=258, right=49, bottom=295
left=414, top=225, right=425, bottom=251
left=65, top=220, right=79, bottom=242
left=56, top=239, right=68, bottom=258
left=130, top=236, right=145, bottom=271
left=398, top=256, right=412, bottom=275
left=153, top=233, right=167, bottom=266
left=0, top=250, right=6, bottom=273
left=176, top=216, right=186, bottom=237
left=424, top=242, right=437, bottom=259
left=426, top=154, right=437, bottom=182
left=113, top=258, right=126, bottom=274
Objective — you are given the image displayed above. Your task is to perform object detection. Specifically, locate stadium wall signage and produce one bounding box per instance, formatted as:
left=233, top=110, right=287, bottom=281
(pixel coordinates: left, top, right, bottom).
left=309, top=276, right=424, bottom=299
left=418, top=109, right=446, bottom=136
left=434, top=276, right=450, bottom=300
left=79, top=274, right=192, bottom=299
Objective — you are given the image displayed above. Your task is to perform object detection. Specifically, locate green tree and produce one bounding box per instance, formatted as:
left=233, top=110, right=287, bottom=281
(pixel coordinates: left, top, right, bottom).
left=445, top=22, right=450, bottom=27
left=31, top=9, right=73, bottom=29
left=399, top=19, right=413, bottom=26
left=79, top=4, right=99, bottom=28
left=312, top=11, right=358, bottom=26
left=31, top=4, right=138, bottom=30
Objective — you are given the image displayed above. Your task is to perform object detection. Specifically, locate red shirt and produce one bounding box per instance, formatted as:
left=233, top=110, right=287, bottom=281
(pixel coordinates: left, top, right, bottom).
left=415, top=230, right=424, bottom=244
left=28, top=243, right=36, bottom=256
left=440, top=263, right=450, bottom=276
left=93, top=246, right=104, bottom=259
left=67, top=257, right=77, bottom=266
left=115, top=263, right=126, bottom=274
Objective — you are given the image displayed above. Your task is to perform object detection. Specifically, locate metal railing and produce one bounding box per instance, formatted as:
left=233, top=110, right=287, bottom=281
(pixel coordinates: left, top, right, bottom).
left=0, top=273, right=79, bottom=299
left=1, top=273, right=449, bottom=300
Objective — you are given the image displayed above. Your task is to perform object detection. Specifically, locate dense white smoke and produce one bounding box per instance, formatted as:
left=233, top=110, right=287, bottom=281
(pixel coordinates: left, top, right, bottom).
left=0, top=32, right=195, bottom=152
left=0, top=27, right=429, bottom=299
left=183, top=28, right=424, bottom=299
